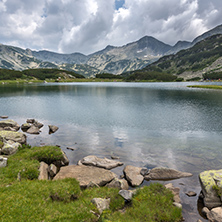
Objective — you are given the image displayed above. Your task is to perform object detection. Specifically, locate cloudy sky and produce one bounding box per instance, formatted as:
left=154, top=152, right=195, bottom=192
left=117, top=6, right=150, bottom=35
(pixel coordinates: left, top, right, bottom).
left=0, top=0, right=222, bottom=55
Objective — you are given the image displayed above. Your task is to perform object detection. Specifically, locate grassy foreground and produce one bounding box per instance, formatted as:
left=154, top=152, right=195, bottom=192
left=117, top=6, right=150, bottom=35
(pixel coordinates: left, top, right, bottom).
left=188, top=85, right=222, bottom=90
left=0, top=145, right=182, bottom=221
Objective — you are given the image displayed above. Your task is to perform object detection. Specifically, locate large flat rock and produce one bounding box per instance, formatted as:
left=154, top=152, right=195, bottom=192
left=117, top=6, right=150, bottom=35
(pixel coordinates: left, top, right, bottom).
left=0, top=130, right=26, bottom=144
left=80, top=155, right=123, bottom=170
left=53, top=165, right=117, bottom=188
left=145, top=167, right=192, bottom=180
left=199, top=169, right=222, bottom=209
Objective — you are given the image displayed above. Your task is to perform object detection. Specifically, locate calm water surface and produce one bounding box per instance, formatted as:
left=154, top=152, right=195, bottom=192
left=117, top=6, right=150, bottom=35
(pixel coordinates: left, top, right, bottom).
left=1, top=81, right=222, bottom=221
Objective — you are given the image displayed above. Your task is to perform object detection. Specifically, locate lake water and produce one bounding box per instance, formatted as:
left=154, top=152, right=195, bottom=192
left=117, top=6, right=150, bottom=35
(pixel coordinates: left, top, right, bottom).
left=1, top=81, right=222, bottom=221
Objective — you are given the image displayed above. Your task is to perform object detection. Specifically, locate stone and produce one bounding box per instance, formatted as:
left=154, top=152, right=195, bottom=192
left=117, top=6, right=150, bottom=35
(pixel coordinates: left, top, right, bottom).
left=106, top=178, right=129, bottom=190
left=145, top=167, right=192, bottom=180
left=3, top=127, right=16, bottom=131
left=199, top=169, right=222, bottom=209
left=202, top=207, right=210, bottom=216
left=0, top=156, right=7, bottom=167
left=0, top=116, right=8, bottom=119
left=140, top=168, right=150, bottom=176
left=48, top=125, right=59, bottom=134
left=91, top=198, right=110, bottom=214
left=80, top=155, right=123, bottom=170
left=2, top=140, right=21, bottom=155
left=53, top=165, right=117, bottom=189
left=173, top=202, right=182, bottom=209
left=61, top=151, right=69, bottom=166
left=48, top=164, right=58, bottom=178
left=38, top=162, right=49, bottom=180
left=0, top=119, right=20, bottom=131
left=33, top=121, right=44, bottom=129
left=119, top=190, right=133, bottom=201
left=87, top=181, right=100, bottom=188
left=186, top=191, right=197, bottom=197
left=21, top=123, right=32, bottom=131
left=26, top=119, right=35, bottom=124
left=0, top=131, right=26, bottom=144
left=26, top=125, right=40, bottom=134
left=165, top=183, right=181, bottom=203
left=123, top=165, right=144, bottom=187
left=207, top=207, right=222, bottom=222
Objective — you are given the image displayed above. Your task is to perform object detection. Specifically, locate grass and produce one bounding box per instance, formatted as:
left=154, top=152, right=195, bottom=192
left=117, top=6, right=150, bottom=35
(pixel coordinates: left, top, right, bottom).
left=188, top=85, right=222, bottom=90
left=0, top=145, right=182, bottom=221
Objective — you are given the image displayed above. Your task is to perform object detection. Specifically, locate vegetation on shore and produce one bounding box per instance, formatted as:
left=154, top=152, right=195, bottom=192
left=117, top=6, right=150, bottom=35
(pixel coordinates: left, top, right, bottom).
left=188, top=85, right=222, bottom=90
left=0, top=144, right=182, bottom=221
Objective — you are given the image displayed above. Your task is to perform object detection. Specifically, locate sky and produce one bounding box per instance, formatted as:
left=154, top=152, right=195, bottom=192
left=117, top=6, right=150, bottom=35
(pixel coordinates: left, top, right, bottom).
left=0, top=0, right=222, bottom=55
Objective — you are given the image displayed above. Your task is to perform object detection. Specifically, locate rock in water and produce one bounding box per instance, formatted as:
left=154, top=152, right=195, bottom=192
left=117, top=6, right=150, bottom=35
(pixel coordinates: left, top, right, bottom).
left=80, top=155, right=123, bottom=170
left=0, top=131, right=26, bottom=144
left=48, top=125, right=59, bottom=134
left=199, top=169, right=222, bottom=209
left=145, top=167, right=192, bottom=180
left=123, top=165, right=144, bottom=186
left=53, top=165, right=117, bottom=188
left=26, top=125, right=40, bottom=134
left=0, top=119, right=20, bottom=131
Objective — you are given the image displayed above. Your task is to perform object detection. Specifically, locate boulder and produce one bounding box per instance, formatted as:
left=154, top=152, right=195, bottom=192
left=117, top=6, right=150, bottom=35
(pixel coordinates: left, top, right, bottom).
left=0, top=119, right=20, bottom=131
left=33, top=121, right=44, bottom=129
left=145, top=167, right=192, bottom=180
left=0, top=156, right=7, bottom=167
left=106, top=178, right=129, bottom=190
left=118, top=190, right=134, bottom=201
left=1, top=140, right=21, bottom=155
left=48, top=125, right=59, bottom=134
left=199, top=169, right=222, bottom=209
left=80, top=155, right=123, bottom=170
left=207, top=207, right=222, bottom=222
left=0, top=131, right=26, bottom=144
left=165, top=183, right=181, bottom=203
left=38, top=162, right=49, bottom=180
left=53, top=165, right=117, bottom=188
left=21, top=123, right=32, bottom=131
left=91, top=198, right=110, bottom=214
left=48, top=164, right=58, bottom=178
left=26, top=119, right=35, bottom=124
left=26, top=125, right=40, bottom=134
left=0, top=116, right=8, bottom=119
left=123, top=165, right=144, bottom=187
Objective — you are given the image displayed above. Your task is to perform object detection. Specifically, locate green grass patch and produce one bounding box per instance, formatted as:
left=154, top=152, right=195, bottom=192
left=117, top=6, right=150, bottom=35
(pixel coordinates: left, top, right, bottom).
left=188, top=85, right=222, bottom=90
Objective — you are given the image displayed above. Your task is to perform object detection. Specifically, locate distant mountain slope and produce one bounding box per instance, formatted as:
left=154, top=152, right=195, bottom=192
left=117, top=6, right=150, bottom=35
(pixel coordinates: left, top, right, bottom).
left=140, top=34, right=222, bottom=80
left=0, top=24, right=222, bottom=76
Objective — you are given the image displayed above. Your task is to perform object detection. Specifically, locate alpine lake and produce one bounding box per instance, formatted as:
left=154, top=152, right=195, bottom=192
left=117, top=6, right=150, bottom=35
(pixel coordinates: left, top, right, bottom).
left=2, top=81, right=222, bottom=221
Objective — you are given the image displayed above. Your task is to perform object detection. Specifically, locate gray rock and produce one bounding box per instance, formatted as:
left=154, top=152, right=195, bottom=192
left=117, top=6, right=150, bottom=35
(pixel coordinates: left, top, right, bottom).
left=165, top=183, right=181, bottom=203
left=202, top=207, right=210, bottom=216
left=0, top=119, right=20, bottom=131
left=119, top=190, right=133, bottom=201
left=3, top=127, right=16, bottom=131
left=140, top=168, right=150, bottom=176
left=0, top=156, right=7, bottom=167
left=207, top=207, right=222, bottom=222
left=26, top=125, right=40, bottom=134
left=48, top=125, right=59, bottom=134
left=199, top=169, right=222, bottom=209
left=33, top=121, right=44, bottom=129
left=91, top=198, right=110, bottom=214
left=53, top=165, right=117, bottom=189
left=106, top=178, right=129, bottom=190
left=145, top=167, right=192, bottom=180
left=0, top=131, right=27, bottom=144
left=186, top=191, right=197, bottom=197
left=38, top=162, right=49, bottom=180
left=26, top=119, right=35, bottom=124
left=1, top=140, right=21, bottom=155
left=48, top=164, right=58, bottom=178
left=0, top=116, right=8, bottom=119
left=80, top=155, right=123, bottom=170
left=123, top=165, right=144, bottom=187
left=87, top=181, right=100, bottom=188
left=173, top=202, right=182, bottom=209
left=21, top=123, right=32, bottom=131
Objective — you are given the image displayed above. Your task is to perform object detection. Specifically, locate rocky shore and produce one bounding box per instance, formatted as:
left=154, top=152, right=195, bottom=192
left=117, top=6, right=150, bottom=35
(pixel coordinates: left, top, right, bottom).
left=0, top=118, right=222, bottom=221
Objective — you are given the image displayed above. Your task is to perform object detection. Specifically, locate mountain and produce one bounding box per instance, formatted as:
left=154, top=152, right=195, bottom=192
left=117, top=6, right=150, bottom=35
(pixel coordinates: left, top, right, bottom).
left=138, top=34, right=222, bottom=80
left=0, top=24, right=222, bottom=76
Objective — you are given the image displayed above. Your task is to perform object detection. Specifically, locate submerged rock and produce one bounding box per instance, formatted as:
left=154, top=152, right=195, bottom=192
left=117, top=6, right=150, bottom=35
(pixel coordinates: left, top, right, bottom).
left=144, top=167, right=192, bottom=180
left=53, top=165, right=117, bottom=188
left=165, top=183, right=181, bottom=203
left=123, top=165, right=144, bottom=187
left=80, top=155, right=123, bottom=170
left=0, top=130, right=26, bottom=144
left=199, top=169, right=222, bottom=209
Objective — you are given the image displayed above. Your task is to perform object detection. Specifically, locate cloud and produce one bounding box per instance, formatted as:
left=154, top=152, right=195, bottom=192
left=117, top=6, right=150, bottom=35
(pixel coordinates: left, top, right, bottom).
left=0, top=0, right=221, bottom=54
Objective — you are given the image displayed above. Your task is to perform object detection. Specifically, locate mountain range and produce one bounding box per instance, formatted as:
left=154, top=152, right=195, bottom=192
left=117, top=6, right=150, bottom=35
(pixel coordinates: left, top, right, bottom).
left=0, top=24, right=222, bottom=77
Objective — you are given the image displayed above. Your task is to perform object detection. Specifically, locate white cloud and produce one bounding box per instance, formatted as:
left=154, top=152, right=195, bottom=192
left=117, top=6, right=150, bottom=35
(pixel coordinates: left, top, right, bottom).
left=0, top=0, right=221, bottom=54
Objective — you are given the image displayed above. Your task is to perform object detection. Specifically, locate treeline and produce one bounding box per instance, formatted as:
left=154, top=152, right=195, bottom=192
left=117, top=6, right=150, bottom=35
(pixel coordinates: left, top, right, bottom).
left=124, top=71, right=179, bottom=82
left=95, top=73, right=123, bottom=79
left=203, top=72, right=222, bottom=80
left=0, top=68, right=85, bottom=80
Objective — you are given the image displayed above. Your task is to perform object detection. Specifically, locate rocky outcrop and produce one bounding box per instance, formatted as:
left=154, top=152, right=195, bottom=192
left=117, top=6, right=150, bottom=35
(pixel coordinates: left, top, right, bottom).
left=53, top=165, right=117, bottom=188
left=144, top=167, right=192, bottom=180
left=91, top=198, right=110, bottom=214
left=1, top=140, right=21, bottom=155
left=123, top=165, right=144, bottom=186
left=0, top=131, right=26, bottom=144
left=199, top=169, right=222, bottom=209
left=0, top=119, right=20, bottom=131
left=80, top=155, right=123, bottom=170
